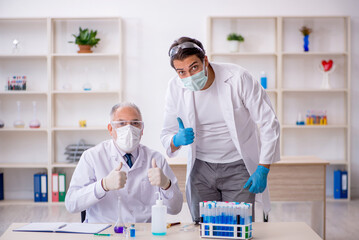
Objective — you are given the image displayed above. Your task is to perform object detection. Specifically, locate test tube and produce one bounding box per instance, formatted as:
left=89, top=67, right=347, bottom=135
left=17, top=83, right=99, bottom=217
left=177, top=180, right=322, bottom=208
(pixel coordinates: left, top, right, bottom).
left=200, top=202, right=204, bottom=223
left=249, top=203, right=253, bottom=224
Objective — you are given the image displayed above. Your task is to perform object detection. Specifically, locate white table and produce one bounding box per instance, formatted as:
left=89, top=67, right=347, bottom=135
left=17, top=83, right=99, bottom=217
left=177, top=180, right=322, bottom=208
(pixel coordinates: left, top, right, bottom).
left=0, top=222, right=322, bottom=240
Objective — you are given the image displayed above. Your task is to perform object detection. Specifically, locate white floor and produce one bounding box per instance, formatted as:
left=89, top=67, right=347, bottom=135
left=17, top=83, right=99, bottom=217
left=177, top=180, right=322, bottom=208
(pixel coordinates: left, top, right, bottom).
left=1, top=199, right=358, bottom=239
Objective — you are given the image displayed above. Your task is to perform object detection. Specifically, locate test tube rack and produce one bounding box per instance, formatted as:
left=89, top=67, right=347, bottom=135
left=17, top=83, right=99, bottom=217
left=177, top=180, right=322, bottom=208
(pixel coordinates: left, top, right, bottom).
left=200, top=222, right=252, bottom=239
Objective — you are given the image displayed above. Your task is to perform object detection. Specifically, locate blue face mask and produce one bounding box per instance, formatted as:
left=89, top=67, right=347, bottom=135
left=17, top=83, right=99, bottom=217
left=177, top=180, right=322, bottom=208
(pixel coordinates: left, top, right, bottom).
left=180, top=68, right=208, bottom=91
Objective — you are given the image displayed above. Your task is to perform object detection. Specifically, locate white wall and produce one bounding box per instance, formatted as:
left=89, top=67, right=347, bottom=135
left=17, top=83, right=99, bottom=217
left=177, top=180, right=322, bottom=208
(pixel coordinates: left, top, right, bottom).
left=1, top=0, right=358, bottom=197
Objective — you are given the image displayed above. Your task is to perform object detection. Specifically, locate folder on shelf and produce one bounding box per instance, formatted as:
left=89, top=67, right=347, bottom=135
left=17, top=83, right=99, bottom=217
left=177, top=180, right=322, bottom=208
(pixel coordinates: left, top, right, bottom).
left=59, top=173, right=66, bottom=202
left=333, top=170, right=341, bottom=199
left=0, top=172, right=4, bottom=201
left=341, top=171, right=348, bottom=199
left=34, top=173, right=42, bottom=202
left=41, top=174, right=48, bottom=202
left=52, top=173, right=59, bottom=202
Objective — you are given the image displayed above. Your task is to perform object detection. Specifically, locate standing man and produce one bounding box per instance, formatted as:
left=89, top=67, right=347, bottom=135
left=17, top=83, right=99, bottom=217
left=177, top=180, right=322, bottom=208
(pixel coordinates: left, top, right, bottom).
left=66, top=102, right=183, bottom=223
left=160, top=37, right=280, bottom=223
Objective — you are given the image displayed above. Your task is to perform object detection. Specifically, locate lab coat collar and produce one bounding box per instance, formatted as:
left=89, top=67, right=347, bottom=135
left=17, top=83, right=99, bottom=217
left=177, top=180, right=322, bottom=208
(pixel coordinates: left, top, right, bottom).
left=110, top=140, right=141, bottom=170
left=210, top=62, right=233, bottom=83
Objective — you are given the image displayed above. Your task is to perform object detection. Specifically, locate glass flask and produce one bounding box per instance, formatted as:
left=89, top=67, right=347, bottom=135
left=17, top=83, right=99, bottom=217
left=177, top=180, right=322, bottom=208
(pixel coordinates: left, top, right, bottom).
left=114, top=196, right=125, bottom=233
left=13, top=101, right=25, bottom=128
left=29, top=101, right=41, bottom=128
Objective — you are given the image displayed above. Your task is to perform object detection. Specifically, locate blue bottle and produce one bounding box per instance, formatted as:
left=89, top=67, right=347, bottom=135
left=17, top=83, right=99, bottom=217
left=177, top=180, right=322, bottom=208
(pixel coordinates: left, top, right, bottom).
left=260, top=71, right=267, bottom=89
left=130, top=224, right=135, bottom=237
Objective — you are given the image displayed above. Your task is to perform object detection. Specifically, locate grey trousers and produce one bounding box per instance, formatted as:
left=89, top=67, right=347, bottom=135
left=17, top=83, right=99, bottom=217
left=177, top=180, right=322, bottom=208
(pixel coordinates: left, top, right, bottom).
left=189, top=159, right=255, bottom=222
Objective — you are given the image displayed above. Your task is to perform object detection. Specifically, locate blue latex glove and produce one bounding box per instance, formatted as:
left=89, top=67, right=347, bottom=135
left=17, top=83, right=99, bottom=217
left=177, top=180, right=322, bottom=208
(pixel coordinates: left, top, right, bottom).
left=173, top=117, right=194, bottom=147
left=244, top=165, right=270, bottom=194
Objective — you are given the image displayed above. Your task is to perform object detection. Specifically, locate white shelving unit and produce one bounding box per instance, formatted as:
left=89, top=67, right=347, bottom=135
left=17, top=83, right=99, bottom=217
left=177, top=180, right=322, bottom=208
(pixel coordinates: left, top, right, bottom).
left=0, top=17, right=122, bottom=204
left=207, top=16, right=351, bottom=200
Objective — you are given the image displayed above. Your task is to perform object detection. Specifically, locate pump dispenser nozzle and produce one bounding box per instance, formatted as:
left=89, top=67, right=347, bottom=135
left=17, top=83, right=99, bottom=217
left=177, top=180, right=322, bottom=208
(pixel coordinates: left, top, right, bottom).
left=156, top=192, right=163, bottom=205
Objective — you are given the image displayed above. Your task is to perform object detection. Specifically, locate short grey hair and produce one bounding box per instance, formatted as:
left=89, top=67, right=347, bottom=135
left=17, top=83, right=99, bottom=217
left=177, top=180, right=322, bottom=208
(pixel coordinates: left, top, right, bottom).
left=110, top=102, right=142, bottom=121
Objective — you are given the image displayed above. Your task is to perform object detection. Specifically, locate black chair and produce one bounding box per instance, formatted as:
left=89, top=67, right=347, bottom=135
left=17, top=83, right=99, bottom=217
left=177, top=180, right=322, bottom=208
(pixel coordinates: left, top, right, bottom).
left=81, top=210, right=86, bottom=223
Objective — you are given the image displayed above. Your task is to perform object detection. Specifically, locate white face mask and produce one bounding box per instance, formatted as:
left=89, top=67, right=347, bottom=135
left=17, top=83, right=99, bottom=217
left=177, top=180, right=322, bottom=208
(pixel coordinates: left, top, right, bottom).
left=115, top=125, right=142, bottom=153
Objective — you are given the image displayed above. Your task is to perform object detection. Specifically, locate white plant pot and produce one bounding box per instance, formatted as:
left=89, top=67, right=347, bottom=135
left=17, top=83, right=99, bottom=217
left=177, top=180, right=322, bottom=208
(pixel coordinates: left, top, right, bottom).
left=228, top=41, right=240, bottom=52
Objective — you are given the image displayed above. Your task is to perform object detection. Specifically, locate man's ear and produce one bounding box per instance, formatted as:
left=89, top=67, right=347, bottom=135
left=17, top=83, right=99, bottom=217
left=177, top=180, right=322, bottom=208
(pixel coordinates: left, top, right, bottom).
left=204, top=56, right=209, bottom=67
left=108, top=123, right=114, bottom=137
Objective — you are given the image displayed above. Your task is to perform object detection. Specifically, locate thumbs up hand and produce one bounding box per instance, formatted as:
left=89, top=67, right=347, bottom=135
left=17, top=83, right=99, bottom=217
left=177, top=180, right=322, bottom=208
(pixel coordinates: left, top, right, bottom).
left=148, top=158, right=171, bottom=190
left=172, top=117, right=195, bottom=147
left=102, top=162, right=127, bottom=191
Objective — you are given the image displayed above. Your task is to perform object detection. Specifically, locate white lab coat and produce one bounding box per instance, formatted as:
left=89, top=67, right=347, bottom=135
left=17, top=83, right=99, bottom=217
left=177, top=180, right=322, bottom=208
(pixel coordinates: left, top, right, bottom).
left=65, top=140, right=183, bottom=223
left=160, top=62, right=280, bottom=214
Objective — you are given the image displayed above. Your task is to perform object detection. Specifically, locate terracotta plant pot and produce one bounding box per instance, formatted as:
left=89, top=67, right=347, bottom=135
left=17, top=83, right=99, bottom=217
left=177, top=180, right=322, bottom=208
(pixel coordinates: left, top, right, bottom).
left=77, top=45, right=93, bottom=53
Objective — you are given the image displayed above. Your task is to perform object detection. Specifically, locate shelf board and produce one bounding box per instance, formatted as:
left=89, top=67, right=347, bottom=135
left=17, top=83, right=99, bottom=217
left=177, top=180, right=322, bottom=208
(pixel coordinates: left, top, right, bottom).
left=52, top=16, right=120, bottom=20
left=282, top=125, right=347, bottom=129
left=0, top=200, right=65, bottom=206
left=0, top=200, right=51, bottom=206
left=211, top=52, right=277, bottom=57
left=52, top=90, right=120, bottom=94
left=282, top=52, right=347, bottom=56
left=52, top=163, right=77, bottom=168
left=282, top=88, right=348, bottom=93
left=0, top=54, right=47, bottom=58
left=265, top=89, right=278, bottom=94
left=0, top=91, right=48, bottom=95
left=0, top=127, right=48, bottom=132
left=328, top=160, right=348, bottom=165
left=52, top=53, right=119, bottom=57
left=53, top=126, right=108, bottom=131
left=0, top=163, right=48, bottom=168
left=326, top=197, right=349, bottom=202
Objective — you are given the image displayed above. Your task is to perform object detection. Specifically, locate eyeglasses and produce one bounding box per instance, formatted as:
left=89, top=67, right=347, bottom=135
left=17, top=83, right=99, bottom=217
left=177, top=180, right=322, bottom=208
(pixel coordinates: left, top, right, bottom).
left=169, top=42, right=204, bottom=58
left=111, top=121, right=144, bottom=129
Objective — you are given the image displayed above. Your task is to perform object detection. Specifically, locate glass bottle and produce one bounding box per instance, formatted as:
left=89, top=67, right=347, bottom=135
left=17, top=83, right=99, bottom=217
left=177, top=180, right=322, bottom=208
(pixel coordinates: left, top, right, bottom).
left=130, top=224, right=135, bottom=237
left=0, top=101, right=4, bottom=128
left=29, top=101, right=41, bottom=128
left=114, top=196, right=124, bottom=233
left=13, top=101, right=25, bottom=128
left=12, top=39, right=21, bottom=54
left=260, top=71, right=267, bottom=89
left=82, top=67, right=92, bottom=91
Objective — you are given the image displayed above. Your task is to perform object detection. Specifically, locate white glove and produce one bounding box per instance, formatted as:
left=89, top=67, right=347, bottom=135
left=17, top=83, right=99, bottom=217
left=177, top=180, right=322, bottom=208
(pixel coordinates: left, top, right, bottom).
left=148, top=158, right=171, bottom=189
left=102, top=162, right=127, bottom=191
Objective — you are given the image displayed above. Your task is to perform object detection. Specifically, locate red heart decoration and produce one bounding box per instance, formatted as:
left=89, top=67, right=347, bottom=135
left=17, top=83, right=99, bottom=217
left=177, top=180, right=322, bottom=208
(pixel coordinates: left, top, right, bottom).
left=322, top=60, right=333, bottom=72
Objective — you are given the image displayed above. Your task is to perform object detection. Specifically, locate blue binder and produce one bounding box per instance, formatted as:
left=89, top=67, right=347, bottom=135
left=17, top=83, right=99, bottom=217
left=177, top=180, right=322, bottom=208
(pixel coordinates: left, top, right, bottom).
left=41, top=174, right=48, bottom=202
left=341, top=171, right=348, bottom=199
left=0, top=172, right=4, bottom=200
left=34, top=173, right=42, bottom=202
left=333, top=170, right=341, bottom=199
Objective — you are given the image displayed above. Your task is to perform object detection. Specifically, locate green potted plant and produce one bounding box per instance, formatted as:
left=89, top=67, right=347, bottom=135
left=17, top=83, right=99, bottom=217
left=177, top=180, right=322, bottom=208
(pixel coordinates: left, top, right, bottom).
left=227, top=33, right=244, bottom=52
left=69, top=27, right=101, bottom=53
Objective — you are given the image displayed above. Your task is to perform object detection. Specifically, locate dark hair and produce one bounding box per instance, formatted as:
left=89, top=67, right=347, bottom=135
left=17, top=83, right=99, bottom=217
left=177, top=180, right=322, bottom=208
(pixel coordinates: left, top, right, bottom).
left=168, top=37, right=206, bottom=68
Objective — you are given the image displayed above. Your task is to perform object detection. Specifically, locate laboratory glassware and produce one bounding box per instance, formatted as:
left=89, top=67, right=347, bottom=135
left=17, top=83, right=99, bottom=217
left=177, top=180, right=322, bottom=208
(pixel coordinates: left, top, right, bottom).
left=0, top=101, right=4, bottom=128
left=13, top=101, right=25, bottom=128
left=29, top=101, right=41, bottom=128
left=114, top=196, right=125, bottom=233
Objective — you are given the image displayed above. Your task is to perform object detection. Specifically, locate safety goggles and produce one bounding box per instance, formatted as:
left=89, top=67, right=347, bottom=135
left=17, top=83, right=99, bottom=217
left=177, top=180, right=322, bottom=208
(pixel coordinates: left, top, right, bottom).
left=111, top=120, right=144, bottom=129
left=169, top=42, right=204, bottom=58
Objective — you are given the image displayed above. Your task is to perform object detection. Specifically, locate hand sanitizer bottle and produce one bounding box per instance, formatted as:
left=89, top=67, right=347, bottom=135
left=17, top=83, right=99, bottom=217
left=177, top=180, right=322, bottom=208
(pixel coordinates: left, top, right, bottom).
left=151, top=192, right=167, bottom=236
left=260, top=71, right=267, bottom=89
